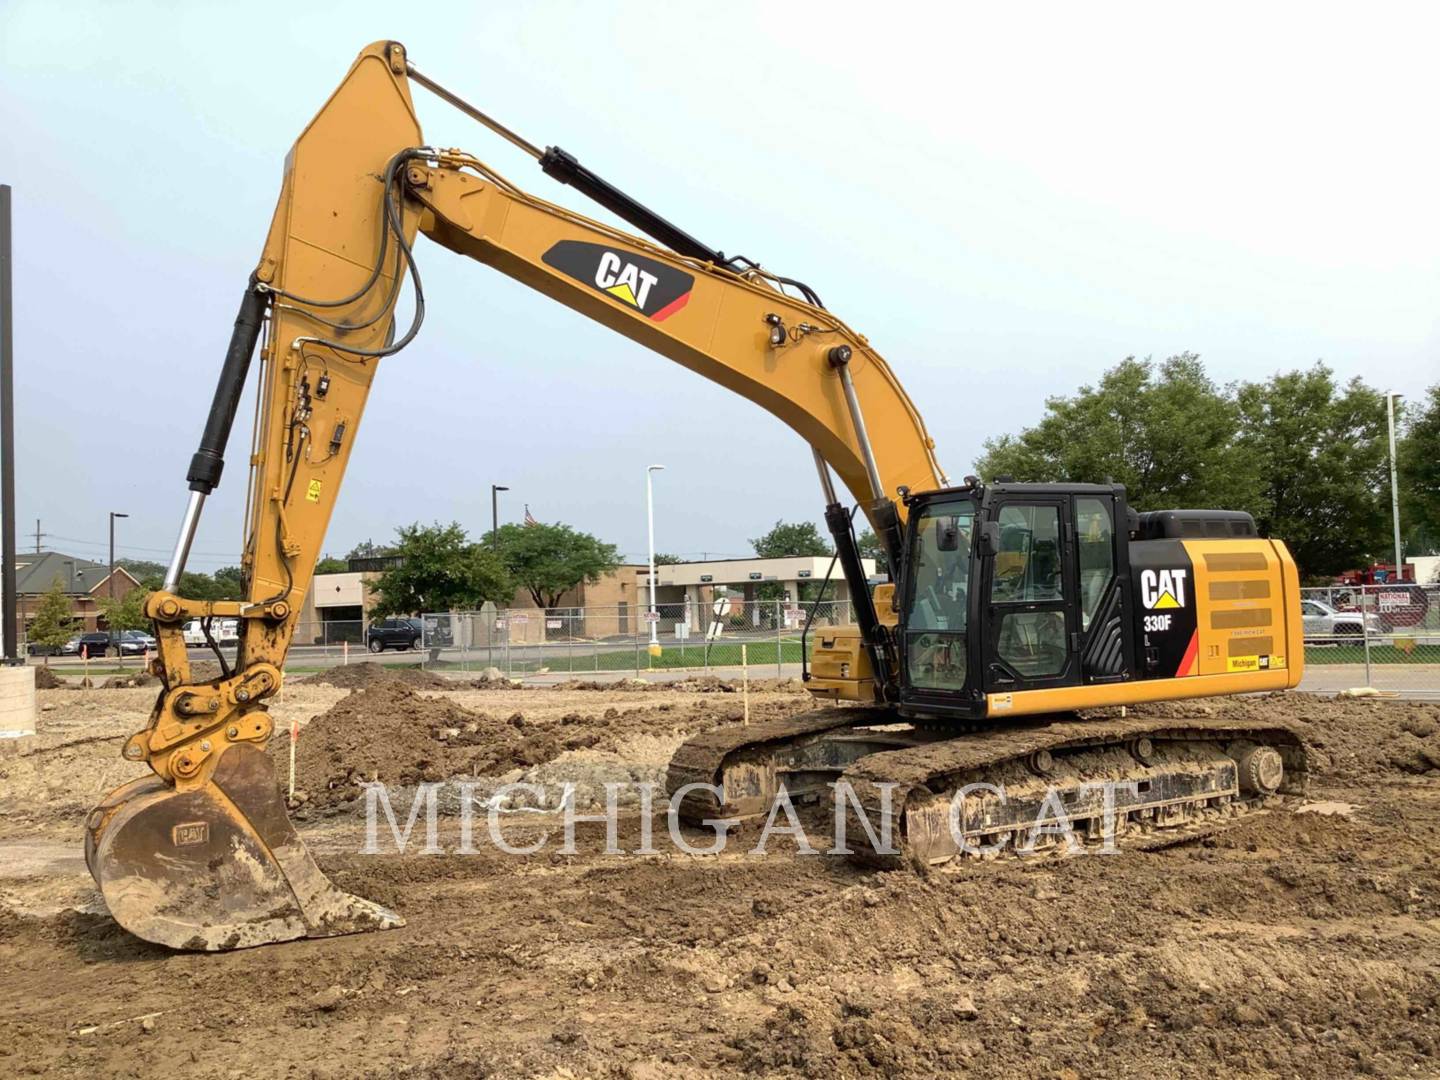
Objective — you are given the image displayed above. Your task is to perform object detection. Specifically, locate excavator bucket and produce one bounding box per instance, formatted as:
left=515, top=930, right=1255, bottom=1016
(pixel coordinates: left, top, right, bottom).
left=84, top=744, right=401, bottom=951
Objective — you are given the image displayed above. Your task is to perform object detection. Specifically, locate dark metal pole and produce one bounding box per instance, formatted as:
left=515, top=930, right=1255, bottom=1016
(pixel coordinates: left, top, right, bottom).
left=1, top=185, right=17, bottom=663
left=491, top=484, right=508, bottom=550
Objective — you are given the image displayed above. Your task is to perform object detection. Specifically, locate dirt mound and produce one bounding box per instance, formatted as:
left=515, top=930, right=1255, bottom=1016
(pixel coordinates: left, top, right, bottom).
left=32, top=667, right=68, bottom=690
left=1128, top=693, right=1440, bottom=779
left=310, top=662, right=454, bottom=692
left=547, top=674, right=807, bottom=694
left=282, top=682, right=563, bottom=810
left=101, top=672, right=156, bottom=689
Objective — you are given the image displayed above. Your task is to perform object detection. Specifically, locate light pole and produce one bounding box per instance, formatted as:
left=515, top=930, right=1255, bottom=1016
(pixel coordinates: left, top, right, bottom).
left=646, top=465, right=665, bottom=655
left=490, top=485, right=508, bottom=550
left=1386, top=392, right=1404, bottom=581
left=108, top=511, right=129, bottom=600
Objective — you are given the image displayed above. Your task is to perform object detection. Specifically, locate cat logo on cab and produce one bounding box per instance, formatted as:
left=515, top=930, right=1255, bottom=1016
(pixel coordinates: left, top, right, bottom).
left=541, top=240, right=694, bottom=322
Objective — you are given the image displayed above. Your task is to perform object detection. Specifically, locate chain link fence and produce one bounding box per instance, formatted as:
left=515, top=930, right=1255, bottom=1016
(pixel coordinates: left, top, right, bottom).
left=412, top=598, right=857, bottom=678
left=1300, top=583, right=1440, bottom=697
left=18, top=586, right=1437, bottom=696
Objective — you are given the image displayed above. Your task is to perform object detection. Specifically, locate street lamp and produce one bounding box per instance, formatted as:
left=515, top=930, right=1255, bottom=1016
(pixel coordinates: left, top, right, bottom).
left=108, top=512, right=129, bottom=600
left=1386, top=392, right=1404, bottom=581
left=646, top=465, right=665, bottom=655
left=491, top=485, right=509, bottom=550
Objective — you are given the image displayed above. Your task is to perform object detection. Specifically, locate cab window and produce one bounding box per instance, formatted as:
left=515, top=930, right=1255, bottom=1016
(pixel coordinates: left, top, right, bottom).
left=990, top=504, right=1063, bottom=603
left=1075, top=497, right=1114, bottom=630
left=905, top=499, right=974, bottom=690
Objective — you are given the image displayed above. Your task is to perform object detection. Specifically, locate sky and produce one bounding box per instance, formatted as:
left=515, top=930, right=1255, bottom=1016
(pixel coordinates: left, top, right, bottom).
left=1, top=2, right=1437, bottom=571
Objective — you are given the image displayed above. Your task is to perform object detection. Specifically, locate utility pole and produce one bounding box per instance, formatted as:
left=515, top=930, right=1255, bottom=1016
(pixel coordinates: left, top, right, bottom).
left=108, top=511, right=129, bottom=599
left=646, top=464, right=665, bottom=654
left=33, top=519, right=43, bottom=553
left=1386, top=391, right=1404, bottom=581
left=490, top=484, right=508, bottom=550
left=1, top=185, right=15, bottom=662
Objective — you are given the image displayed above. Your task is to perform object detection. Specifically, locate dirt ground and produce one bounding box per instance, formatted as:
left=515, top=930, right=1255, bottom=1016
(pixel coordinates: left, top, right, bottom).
left=1, top=672, right=1438, bottom=1078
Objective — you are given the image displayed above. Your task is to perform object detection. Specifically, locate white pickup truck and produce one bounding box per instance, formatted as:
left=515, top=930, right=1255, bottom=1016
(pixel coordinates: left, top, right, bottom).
left=181, top=619, right=240, bottom=647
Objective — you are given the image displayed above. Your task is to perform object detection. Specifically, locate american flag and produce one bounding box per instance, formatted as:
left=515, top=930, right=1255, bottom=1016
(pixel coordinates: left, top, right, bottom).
left=523, top=504, right=538, bottom=527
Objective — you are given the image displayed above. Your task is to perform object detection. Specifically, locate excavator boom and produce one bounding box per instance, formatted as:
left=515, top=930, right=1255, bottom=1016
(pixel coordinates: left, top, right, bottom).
left=86, top=41, right=945, bottom=949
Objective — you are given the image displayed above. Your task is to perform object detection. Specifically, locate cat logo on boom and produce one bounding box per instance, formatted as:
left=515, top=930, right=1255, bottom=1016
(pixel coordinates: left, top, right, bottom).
left=541, top=240, right=694, bottom=322
left=1140, top=568, right=1188, bottom=610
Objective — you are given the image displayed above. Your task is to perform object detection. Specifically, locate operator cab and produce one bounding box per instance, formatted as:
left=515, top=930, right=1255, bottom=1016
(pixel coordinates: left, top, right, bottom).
left=898, top=482, right=1137, bottom=721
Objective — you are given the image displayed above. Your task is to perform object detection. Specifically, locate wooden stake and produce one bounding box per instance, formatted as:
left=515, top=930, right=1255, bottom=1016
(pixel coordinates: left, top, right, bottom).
left=741, top=643, right=749, bottom=726
left=288, top=717, right=298, bottom=799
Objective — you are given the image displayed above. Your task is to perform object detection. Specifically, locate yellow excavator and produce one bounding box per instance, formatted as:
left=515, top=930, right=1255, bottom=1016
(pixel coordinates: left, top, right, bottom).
left=84, top=42, right=1307, bottom=951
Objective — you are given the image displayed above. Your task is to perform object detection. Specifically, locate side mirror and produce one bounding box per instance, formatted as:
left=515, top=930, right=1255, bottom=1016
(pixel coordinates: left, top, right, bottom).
left=977, top=521, right=1000, bottom=557
left=936, top=520, right=960, bottom=551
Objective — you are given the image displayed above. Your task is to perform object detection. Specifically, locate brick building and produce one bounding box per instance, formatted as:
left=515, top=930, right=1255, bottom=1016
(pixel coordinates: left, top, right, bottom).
left=8, top=551, right=142, bottom=643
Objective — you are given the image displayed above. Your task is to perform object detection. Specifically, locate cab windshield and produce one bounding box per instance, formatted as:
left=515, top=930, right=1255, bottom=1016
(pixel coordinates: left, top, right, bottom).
left=905, top=498, right=974, bottom=690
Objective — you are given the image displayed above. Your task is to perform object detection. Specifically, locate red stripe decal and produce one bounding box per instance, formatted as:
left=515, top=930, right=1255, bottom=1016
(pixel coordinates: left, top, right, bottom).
left=1176, top=631, right=1199, bottom=677
left=649, top=291, right=691, bottom=322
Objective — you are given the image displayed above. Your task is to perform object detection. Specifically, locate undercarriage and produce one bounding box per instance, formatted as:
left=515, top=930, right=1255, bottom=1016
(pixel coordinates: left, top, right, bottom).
left=665, top=706, right=1307, bottom=866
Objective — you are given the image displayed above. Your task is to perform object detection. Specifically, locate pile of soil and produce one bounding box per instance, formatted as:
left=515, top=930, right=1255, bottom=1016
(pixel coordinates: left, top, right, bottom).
left=309, top=662, right=454, bottom=692
left=100, top=672, right=156, bottom=689
left=281, top=682, right=818, bottom=813
left=548, top=675, right=807, bottom=694
left=1129, top=692, right=1440, bottom=778
left=32, top=667, right=67, bottom=690
left=283, top=683, right=561, bottom=810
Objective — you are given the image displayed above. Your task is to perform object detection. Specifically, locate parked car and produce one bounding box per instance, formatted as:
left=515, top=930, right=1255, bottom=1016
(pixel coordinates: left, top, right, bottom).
left=366, top=617, right=423, bottom=652
left=118, top=629, right=156, bottom=655
left=26, top=635, right=78, bottom=657
left=1300, top=598, right=1381, bottom=641
left=76, top=631, right=115, bottom=658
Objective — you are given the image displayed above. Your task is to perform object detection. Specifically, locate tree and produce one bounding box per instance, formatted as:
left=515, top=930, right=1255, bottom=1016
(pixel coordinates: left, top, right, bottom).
left=1235, top=364, right=1388, bottom=578
left=974, top=355, right=1259, bottom=514
left=346, top=539, right=395, bottom=560
left=315, top=555, right=348, bottom=574
left=99, top=587, right=150, bottom=634
left=117, top=558, right=166, bottom=582
left=211, top=566, right=246, bottom=600
left=370, top=522, right=509, bottom=617
left=653, top=552, right=683, bottom=566
left=28, top=577, right=75, bottom=663
left=486, top=522, right=621, bottom=609
left=855, top=529, right=886, bottom=563
left=749, top=520, right=832, bottom=559
left=1399, top=384, right=1440, bottom=557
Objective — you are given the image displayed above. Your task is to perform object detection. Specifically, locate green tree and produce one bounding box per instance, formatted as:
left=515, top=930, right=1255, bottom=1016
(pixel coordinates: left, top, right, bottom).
left=370, top=522, right=509, bottom=616
left=315, top=555, right=348, bottom=574
left=346, top=539, right=395, bottom=560
left=1235, top=364, right=1388, bottom=578
left=855, top=528, right=885, bottom=563
left=211, top=566, right=247, bottom=600
left=1399, top=384, right=1440, bottom=559
left=749, top=520, right=833, bottom=602
left=116, top=558, right=166, bottom=582
left=749, top=520, right=832, bottom=559
left=485, top=522, right=621, bottom=609
left=99, top=587, right=150, bottom=634
left=653, top=552, right=683, bottom=566
left=974, top=354, right=1259, bottom=513
left=28, top=577, right=76, bottom=662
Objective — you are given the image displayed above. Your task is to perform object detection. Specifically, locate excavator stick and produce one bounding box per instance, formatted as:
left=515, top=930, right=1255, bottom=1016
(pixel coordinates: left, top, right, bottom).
left=84, top=744, right=401, bottom=951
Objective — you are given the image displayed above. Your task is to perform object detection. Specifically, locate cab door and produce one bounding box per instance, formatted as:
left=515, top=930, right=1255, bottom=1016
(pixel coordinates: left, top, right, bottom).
left=981, top=498, right=1080, bottom=692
